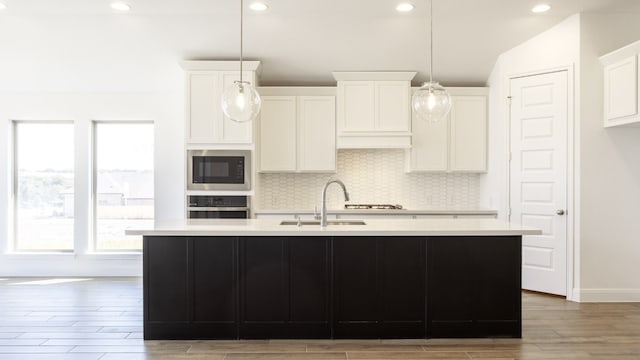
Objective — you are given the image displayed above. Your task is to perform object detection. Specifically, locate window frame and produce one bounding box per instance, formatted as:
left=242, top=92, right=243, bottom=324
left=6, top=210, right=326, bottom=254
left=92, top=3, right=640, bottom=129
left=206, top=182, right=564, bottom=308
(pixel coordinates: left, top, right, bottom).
left=91, top=120, right=154, bottom=253
left=11, top=120, right=75, bottom=253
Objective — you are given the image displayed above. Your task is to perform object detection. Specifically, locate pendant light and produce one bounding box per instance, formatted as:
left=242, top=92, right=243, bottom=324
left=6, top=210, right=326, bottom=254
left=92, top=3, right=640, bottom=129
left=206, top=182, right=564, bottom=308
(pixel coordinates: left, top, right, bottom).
left=221, top=0, right=261, bottom=123
left=411, top=0, right=451, bottom=122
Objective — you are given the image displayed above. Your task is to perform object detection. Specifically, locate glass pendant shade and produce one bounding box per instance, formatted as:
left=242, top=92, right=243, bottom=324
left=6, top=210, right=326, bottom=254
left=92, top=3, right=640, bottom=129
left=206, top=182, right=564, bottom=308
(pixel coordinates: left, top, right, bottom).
left=221, top=80, right=261, bottom=123
left=411, top=0, right=451, bottom=122
left=412, top=81, right=452, bottom=122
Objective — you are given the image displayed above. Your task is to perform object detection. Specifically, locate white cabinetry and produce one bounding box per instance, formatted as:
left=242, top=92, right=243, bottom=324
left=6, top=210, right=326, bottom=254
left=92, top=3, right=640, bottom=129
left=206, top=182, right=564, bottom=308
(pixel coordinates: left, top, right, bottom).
left=258, top=88, right=336, bottom=173
left=407, top=87, right=488, bottom=173
left=181, top=61, right=261, bottom=145
left=600, top=40, right=640, bottom=128
left=333, top=72, right=416, bottom=148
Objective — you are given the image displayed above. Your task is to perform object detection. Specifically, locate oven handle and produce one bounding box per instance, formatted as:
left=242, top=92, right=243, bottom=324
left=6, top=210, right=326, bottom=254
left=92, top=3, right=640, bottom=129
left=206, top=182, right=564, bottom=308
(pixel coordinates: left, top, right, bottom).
left=187, top=207, right=250, bottom=211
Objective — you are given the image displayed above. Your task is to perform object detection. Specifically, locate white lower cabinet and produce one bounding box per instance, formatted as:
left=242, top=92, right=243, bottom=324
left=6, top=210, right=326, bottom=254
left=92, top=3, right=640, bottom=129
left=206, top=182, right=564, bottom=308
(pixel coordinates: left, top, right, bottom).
left=259, top=90, right=336, bottom=172
left=407, top=87, right=488, bottom=173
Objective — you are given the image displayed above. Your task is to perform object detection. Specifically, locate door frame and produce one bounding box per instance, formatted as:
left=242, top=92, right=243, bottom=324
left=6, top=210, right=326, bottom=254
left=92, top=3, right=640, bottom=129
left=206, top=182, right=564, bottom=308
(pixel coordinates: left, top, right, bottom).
left=505, top=65, right=578, bottom=301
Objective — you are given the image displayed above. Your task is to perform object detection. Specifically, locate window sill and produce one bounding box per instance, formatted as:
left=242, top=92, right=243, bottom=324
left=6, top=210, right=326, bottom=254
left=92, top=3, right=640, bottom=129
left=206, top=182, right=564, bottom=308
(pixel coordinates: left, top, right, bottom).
left=2, top=252, right=141, bottom=261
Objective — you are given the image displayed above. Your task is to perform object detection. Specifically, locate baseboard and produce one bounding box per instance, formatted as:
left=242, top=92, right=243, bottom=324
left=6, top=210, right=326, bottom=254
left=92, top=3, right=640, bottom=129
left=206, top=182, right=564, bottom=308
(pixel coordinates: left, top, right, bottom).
left=577, top=288, right=640, bottom=302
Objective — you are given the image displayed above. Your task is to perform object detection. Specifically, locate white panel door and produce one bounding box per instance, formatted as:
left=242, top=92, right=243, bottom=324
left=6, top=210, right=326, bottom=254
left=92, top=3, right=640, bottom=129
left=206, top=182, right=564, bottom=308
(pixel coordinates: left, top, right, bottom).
left=510, top=71, right=568, bottom=296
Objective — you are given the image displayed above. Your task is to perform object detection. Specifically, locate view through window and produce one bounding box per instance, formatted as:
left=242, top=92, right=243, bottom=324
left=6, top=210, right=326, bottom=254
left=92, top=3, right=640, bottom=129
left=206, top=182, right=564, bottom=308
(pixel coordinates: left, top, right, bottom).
left=94, top=122, right=154, bottom=251
left=15, top=122, right=74, bottom=251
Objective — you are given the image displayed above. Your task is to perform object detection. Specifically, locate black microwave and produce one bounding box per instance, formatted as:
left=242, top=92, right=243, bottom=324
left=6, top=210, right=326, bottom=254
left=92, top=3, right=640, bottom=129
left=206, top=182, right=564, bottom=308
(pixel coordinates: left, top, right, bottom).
left=187, top=150, right=251, bottom=190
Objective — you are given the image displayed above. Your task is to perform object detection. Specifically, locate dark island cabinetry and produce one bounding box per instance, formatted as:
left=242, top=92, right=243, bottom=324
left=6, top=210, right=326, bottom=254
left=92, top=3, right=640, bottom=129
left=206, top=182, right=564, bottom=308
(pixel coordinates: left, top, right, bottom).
left=143, top=235, right=521, bottom=340
left=239, top=237, right=330, bottom=339
left=144, top=236, right=237, bottom=339
left=427, top=236, right=522, bottom=338
left=334, top=237, right=425, bottom=338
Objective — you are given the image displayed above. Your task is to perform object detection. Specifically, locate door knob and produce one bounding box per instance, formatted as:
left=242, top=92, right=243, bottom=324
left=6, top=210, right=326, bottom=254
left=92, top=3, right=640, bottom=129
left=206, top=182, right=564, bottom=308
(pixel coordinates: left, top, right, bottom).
left=556, top=209, right=565, bottom=215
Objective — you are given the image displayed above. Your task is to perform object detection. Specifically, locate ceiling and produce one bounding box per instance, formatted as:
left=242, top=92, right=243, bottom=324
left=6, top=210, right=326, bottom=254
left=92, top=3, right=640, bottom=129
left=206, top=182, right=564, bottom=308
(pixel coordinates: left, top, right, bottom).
left=2, top=0, right=640, bottom=87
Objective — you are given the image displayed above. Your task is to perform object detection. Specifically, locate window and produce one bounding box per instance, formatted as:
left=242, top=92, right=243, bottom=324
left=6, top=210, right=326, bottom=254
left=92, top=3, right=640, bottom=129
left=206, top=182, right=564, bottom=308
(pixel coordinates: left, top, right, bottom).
left=14, top=122, right=74, bottom=251
left=94, top=122, right=154, bottom=251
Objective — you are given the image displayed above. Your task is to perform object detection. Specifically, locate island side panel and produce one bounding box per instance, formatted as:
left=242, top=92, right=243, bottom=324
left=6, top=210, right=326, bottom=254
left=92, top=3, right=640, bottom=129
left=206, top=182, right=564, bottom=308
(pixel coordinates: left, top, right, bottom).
left=144, top=236, right=190, bottom=339
left=426, top=236, right=522, bottom=338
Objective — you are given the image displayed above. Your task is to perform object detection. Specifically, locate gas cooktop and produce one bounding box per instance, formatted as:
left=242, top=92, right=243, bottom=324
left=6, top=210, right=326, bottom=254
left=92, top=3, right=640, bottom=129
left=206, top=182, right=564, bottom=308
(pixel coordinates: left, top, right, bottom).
left=344, top=204, right=404, bottom=210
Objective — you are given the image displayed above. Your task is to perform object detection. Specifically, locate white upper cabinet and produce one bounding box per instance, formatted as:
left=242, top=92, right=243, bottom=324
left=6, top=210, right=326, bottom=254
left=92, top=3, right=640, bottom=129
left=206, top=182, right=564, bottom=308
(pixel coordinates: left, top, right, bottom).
left=600, top=40, right=640, bottom=128
left=333, top=72, right=415, bottom=148
left=407, top=87, right=488, bottom=173
left=259, top=96, right=297, bottom=171
left=259, top=88, right=336, bottom=173
left=181, top=61, right=261, bottom=145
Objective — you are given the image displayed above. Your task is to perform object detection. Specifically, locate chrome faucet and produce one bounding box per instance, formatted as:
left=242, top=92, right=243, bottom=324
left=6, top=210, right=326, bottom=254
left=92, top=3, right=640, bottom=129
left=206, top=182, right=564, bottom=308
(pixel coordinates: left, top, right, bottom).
left=320, top=179, right=350, bottom=227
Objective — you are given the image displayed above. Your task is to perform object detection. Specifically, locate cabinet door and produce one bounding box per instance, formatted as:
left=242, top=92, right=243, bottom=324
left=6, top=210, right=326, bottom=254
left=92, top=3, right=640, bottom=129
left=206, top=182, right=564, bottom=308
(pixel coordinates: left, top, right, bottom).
left=333, top=237, right=425, bottom=338
left=240, top=237, right=287, bottom=338
left=450, top=96, right=487, bottom=172
left=408, top=109, right=449, bottom=172
left=426, top=237, right=474, bottom=337
left=375, top=81, right=410, bottom=132
left=338, top=81, right=374, bottom=132
left=298, top=96, right=336, bottom=172
left=288, top=237, right=331, bottom=338
left=259, top=96, right=297, bottom=172
left=144, top=236, right=189, bottom=339
left=220, top=71, right=255, bottom=143
left=604, top=55, right=638, bottom=123
left=427, top=236, right=521, bottom=338
left=239, top=237, right=330, bottom=339
left=192, top=237, right=237, bottom=338
left=333, top=237, right=378, bottom=338
left=187, top=72, right=221, bottom=144
left=378, top=237, right=425, bottom=338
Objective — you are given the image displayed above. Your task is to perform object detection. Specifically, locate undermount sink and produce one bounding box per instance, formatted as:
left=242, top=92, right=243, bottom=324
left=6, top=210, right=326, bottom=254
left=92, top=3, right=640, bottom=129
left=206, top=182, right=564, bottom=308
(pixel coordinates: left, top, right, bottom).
left=279, top=220, right=366, bottom=226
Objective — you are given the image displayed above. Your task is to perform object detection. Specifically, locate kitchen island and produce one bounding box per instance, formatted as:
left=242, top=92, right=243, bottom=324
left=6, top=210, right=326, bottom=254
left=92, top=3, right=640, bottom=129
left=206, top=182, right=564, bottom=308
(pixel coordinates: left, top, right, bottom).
left=127, top=218, right=540, bottom=340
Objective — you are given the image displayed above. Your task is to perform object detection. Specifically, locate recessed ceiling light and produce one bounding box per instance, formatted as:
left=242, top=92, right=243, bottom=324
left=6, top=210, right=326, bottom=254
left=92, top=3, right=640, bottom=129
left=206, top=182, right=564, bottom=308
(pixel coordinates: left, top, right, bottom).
left=110, top=2, right=131, bottom=11
left=249, top=2, right=268, bottom=11
left=396, top=3, right=414, bottom=12
left=531, top=4, right=551, bottom=13
left=0, top=3, right=7, bottom=10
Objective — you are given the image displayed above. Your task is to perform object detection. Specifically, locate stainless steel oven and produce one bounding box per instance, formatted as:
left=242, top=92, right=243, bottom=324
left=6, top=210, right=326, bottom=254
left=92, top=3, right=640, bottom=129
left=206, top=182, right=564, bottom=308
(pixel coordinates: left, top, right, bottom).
left=187, top=195, right=250, bottom=219
left=187, top=150, right=251, bottom=191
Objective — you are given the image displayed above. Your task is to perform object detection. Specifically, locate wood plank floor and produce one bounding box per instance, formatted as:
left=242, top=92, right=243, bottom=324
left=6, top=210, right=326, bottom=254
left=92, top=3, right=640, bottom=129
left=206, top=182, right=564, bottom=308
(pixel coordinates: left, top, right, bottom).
left=1, top=278, right=639, bottom=359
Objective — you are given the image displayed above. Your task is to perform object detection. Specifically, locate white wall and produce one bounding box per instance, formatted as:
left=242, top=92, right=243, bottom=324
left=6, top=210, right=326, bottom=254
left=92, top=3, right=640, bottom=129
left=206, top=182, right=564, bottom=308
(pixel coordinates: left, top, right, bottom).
left=578, top=14, right=640, bottom=301
left=0, top=14, right=184, bottom=276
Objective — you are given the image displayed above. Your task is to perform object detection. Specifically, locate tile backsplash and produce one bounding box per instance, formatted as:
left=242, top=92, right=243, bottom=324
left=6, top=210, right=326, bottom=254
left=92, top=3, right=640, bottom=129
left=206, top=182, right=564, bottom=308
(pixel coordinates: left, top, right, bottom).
left=257, top=149, right=482, bottom=210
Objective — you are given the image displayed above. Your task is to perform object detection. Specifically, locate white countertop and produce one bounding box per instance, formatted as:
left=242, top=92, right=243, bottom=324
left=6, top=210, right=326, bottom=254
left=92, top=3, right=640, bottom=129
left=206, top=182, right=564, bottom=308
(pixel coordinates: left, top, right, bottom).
left=126, top=218, right=540, bottom=237
left=254, top=208, right=498, bottom=216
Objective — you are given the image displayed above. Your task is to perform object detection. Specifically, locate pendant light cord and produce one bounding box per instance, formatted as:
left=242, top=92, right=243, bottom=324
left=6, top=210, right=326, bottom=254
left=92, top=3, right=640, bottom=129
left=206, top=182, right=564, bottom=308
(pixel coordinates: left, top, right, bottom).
left=429, top=0, right=433, bottom=84
left=239, top=0, right=244, bottom=83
